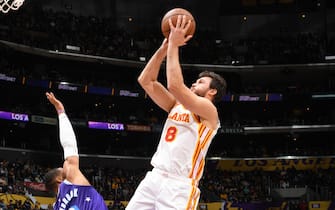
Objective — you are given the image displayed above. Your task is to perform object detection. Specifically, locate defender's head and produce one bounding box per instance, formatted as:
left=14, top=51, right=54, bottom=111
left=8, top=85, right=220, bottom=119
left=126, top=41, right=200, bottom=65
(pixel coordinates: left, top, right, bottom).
left=45, top=167, right=63, bottom=194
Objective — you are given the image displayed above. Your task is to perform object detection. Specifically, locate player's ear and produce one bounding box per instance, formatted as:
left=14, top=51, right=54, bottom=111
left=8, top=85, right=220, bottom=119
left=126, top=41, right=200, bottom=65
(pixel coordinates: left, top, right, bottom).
left=208, top=88, right=217, bottom=98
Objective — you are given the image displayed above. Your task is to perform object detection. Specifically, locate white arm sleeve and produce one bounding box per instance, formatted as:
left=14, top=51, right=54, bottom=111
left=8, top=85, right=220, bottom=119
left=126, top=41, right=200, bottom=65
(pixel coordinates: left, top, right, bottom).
left=58, top=113, right=79, bottom=159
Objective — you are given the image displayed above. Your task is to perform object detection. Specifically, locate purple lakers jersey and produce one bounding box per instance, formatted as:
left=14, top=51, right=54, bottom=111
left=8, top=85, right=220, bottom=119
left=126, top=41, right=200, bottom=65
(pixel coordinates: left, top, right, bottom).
left=53, top=180, right=107, bottom=210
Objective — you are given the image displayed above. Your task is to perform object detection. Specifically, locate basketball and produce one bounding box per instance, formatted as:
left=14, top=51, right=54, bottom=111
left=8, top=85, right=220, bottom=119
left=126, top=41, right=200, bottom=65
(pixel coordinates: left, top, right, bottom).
left=161, top=8, right=196, bottom=38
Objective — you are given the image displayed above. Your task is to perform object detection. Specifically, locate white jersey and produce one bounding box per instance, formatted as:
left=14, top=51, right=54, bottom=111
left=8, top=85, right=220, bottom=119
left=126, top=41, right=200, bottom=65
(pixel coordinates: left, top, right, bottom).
left=151, top=104, right=219, bottom=182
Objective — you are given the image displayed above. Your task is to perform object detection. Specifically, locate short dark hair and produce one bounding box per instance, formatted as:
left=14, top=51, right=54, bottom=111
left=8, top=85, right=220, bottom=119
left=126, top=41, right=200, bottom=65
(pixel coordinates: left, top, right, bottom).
left=198, top=71, right=227, bottom=103
left=44, top=168, right=61, bottom=193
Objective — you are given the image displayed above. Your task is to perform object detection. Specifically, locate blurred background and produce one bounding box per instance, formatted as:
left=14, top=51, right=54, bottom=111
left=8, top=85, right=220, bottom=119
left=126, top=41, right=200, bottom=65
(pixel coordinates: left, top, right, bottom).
left=0, top=0, right=335, bottom=209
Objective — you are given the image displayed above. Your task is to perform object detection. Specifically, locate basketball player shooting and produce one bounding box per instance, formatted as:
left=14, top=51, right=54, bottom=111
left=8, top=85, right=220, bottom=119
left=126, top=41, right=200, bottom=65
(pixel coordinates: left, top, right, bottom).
left=44, top=92, right=107, bottom=210
left=126, top=15, right=227, bottom=210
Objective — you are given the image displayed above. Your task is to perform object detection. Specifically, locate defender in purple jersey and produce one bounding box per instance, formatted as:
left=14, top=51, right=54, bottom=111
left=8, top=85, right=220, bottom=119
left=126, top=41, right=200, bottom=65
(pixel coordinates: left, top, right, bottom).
left=44, top=92, right=108, bottom=210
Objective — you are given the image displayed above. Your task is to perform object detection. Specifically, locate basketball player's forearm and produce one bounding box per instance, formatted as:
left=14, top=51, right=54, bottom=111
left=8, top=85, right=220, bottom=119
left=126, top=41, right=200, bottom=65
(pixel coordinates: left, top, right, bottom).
left=166, top=44, right=184, bottom=91
left=58, top=113, right=79, bottom=159
left=138, top=48, right=166, bottom=86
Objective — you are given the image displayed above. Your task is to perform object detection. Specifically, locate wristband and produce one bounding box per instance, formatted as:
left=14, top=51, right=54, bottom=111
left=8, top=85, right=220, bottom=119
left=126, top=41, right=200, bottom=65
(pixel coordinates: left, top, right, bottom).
left=57, top=109, right=65, bottom=114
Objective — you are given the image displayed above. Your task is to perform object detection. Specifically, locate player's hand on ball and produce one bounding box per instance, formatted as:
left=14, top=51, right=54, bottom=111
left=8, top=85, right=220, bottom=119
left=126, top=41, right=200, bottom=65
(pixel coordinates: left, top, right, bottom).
left=161, top=8, right=196, bottom=39
left=168, top=15, right=193, bottom=46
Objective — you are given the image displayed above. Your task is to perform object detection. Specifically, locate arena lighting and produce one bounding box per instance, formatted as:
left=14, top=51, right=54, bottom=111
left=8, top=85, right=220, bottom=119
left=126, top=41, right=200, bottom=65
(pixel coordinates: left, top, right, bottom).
left=0, top=111, right=29, bottom=122
left=312, top=94, right=335, bottom=99
left=0, top=0, right=24, bottom=13
left=0, top=73, right=16, bottom=82
left=244, top=124, right=335, bottom=134
left=66, top=45, right=80, bottom=52
left=88, top=121, right=125, bottom=130
left=325, top=55, right=335, bottom=60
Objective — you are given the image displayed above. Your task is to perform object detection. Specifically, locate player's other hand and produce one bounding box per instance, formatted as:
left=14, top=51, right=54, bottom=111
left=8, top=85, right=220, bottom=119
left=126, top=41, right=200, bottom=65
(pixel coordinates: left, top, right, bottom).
left=46, top=92, right=64, bottom=113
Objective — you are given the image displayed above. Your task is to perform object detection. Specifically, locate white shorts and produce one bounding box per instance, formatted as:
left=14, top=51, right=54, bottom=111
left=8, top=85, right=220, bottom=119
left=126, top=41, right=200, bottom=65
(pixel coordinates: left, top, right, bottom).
left=126, top=168, right=200, bottom=210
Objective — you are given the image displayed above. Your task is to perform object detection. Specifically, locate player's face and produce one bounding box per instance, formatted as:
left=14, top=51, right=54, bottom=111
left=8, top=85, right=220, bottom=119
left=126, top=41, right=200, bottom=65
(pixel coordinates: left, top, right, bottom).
left=190, top=76, right=212, bottom=97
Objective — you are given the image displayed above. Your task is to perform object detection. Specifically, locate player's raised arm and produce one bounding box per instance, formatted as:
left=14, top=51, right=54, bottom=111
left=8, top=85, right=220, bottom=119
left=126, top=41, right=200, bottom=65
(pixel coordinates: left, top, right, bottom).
left=138, top=39, right=176, bottom=113
left=46, top=92, right=78, bottom=161
left=46, top=92, right=87, bottom=184
left=166, top=15, right=226, bottom=129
